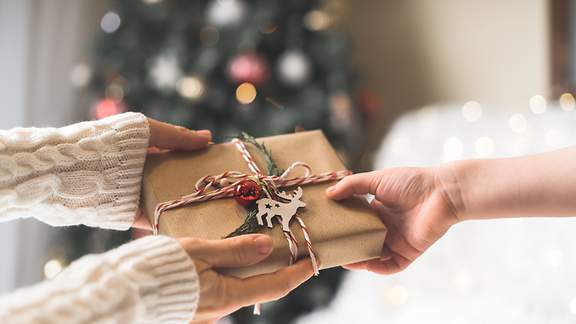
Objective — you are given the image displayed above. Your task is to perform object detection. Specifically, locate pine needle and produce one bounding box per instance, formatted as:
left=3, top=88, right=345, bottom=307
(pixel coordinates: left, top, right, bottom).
left=226, top=133, right=282, bottom=237
left=238, top=132, right=283, bottom=177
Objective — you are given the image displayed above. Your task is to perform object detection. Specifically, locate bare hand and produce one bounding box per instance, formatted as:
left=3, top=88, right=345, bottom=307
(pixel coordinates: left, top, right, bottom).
left=326, top=167, right=459, bottom=274
left=180, top=234, right=315, bottom=322
left=132, top=118, right=212, bottom=230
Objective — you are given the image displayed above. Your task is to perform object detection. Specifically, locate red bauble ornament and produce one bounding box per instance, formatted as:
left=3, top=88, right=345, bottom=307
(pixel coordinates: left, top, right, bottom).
left=234, top=179, right=262, bottom=206
left=93, top=99, right=125, bottom=120
left=228, top=53, right=269, bottom=85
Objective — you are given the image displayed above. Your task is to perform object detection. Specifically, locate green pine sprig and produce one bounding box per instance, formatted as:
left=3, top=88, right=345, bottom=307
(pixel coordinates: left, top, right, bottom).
left=225, top=133, right=282, bottom=238
left=225, top=209, right=260, bottom=238
left=238, top=132, right=283, bottom=177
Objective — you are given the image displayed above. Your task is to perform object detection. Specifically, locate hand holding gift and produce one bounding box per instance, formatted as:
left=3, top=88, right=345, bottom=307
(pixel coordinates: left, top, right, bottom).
left=326, top=167, right=458, bottom=274
left=177, top=234, right=314, bottom=322
left=132, top=118, right=212, bottom=230
left=327, top=147, right=576, bottom=276
left=0, top=113, right=318, bottom=323
left=142, top=131, right=387, bottom=278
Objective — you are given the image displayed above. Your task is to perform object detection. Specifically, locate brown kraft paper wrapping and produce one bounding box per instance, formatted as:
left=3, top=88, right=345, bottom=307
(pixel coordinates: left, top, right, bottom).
left=142, top=130, right=387, bottom=278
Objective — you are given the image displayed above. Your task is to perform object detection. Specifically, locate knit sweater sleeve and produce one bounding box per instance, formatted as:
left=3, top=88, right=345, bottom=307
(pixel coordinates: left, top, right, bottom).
left=0, top=235, right=200, bottom=323
left=0, top=112, right=150, bottom=230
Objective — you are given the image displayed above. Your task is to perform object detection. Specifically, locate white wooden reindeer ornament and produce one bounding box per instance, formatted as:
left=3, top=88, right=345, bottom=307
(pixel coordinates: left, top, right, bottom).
left=256, top=187, right=306, bottom=232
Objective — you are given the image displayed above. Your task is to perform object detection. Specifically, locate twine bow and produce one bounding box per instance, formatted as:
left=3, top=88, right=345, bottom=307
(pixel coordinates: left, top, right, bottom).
left=152, top=138, right=351, bottom=312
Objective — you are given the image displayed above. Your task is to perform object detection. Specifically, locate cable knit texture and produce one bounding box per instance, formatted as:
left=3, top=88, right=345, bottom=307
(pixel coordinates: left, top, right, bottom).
left=0, top=235, right=200, bottom=324
left=0, top=112, right=150, bottom=230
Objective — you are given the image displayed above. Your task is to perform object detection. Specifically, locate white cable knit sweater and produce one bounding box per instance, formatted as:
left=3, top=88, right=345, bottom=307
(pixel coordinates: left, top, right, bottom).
left=0, top=113, right=199, bottom=323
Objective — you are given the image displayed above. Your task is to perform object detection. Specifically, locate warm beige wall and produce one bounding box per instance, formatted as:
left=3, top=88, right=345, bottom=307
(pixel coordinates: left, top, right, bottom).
left=342, top=0, right=550, bottom=151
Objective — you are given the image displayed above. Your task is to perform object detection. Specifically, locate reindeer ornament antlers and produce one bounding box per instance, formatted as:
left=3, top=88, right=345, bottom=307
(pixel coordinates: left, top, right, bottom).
left=256, top=187, right=306, bottom=232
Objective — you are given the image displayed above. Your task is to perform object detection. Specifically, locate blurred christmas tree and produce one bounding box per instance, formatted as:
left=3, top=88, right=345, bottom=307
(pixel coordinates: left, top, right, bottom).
left=57, top=0, right=371, bottom=323
left=90, top=0, right=367, bottom=159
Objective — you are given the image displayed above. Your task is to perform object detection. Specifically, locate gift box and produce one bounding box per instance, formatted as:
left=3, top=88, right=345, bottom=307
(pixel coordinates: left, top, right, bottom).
left=142, top=130, right=387, bottom=278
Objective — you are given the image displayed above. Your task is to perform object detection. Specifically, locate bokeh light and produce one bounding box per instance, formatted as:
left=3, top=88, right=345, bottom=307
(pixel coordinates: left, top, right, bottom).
left=236, top=82, right=257, bottom=104
left=207, top=0, right=245, bottom=27
left=475, top=136, right=494, bottom=156
left=529, top=95, right=547, bottom=114
left=69, top=64, right=92, bottom=88
left=44, top=259, right=63, bottom=279
left=559, top=93, right=575, bottom=112
left=100, top=12, right=121, bottom=33
left=277, top=51, right=310, bottom=85
left=177, top=76, right=205, bottom=100
left=461, top=101, right=483, bottom=122
left=304, top=10, right=331, bottom=31
left=149, top=54, right=181, bottom=90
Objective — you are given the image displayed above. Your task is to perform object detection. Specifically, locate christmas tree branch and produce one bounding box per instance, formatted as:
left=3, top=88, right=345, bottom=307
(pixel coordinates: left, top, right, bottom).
left=226, top=133, right=282, bottom=238
left=225, top=209, right=260, bottom=238
left=238, top=132, right=283, bottom=177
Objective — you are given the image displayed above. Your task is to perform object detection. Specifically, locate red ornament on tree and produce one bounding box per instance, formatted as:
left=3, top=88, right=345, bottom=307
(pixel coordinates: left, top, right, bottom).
left=228, top=53, right=269, bottom=85
left=234, top=179, right=262, bottom=206
left=93, top=99, right=125, bottom=120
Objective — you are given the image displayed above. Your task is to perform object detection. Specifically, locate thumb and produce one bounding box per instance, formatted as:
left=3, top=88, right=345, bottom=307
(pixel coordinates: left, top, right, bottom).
left=148, top=118, right=212, bottom=150
left=325, top=171, right=381, bottom=200
left=183, top=234, right=273, bottom=268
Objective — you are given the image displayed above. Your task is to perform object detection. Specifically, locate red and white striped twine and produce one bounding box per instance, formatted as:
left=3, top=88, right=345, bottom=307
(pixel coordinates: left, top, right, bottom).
left=152, top=138, right=351, bottom=312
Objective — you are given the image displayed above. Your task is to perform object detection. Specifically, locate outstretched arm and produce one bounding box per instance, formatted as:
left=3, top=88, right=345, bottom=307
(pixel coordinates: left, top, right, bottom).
left=326, top=146, right=576, bottom=274
left=441, top=146, right=576, bottom=221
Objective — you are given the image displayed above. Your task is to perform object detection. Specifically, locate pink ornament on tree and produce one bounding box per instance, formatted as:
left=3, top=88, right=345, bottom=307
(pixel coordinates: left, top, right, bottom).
left=228, top=53, right=269, bottom=85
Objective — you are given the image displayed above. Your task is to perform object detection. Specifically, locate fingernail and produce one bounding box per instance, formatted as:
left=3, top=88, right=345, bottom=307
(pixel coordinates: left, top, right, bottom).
left=196, top=129, right=212, bottom=139
left=254, top=235, right=273, bottom=254
left=326, top=186, right=335, bottom=193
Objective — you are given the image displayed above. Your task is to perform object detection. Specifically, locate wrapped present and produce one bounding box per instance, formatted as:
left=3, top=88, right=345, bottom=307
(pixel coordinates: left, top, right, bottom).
left=142, top=130, right=387, bottom=278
